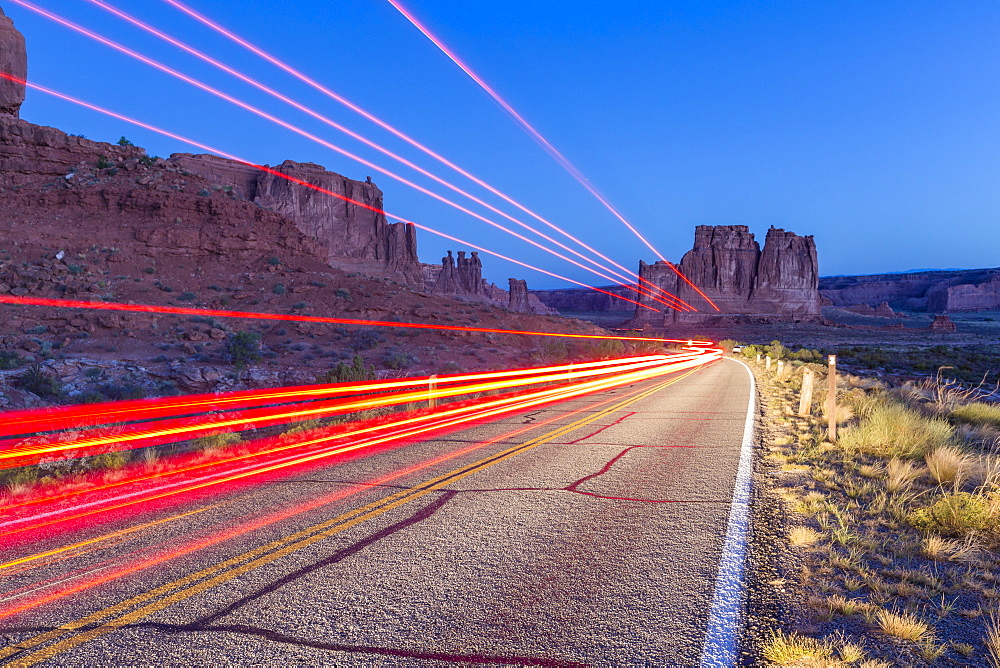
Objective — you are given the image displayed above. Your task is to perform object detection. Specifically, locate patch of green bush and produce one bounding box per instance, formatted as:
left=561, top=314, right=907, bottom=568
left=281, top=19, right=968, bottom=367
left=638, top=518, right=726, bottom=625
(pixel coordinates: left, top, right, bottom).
left=909, top=492, right=996, bottom=537
left=226, top=331, right=262, bottom=368
left=14, top=365, right=63, bottom=400
left=318, top=354, right=375, bottom=384
left=0, top=350, right=21, bottom=370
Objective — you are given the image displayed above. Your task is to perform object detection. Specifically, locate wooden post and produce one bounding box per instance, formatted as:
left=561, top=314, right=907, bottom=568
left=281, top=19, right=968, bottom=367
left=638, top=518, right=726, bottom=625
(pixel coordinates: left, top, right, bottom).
left=798, top=368, right=815, bottom=416
left=776, top=360, right=785, bottom=379
left=428, top=374, right=437, bottom=409
left=827, top=356, right=837, bottom=441
left=756, top=353, right=761, bottom=364
left=765, top=356, right=772, bottom=371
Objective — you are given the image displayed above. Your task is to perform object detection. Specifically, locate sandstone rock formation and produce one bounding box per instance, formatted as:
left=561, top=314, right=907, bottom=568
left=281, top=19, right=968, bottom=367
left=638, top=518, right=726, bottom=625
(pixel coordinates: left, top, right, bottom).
left=171, top=155, right=422, bottom=285
left=0, top=7, right=25, bottom=118
left=633, top=225, right=821, bottom=326
left=930, top=315, right=957, bottom=331
left=874, top=302, right=896, bottom=317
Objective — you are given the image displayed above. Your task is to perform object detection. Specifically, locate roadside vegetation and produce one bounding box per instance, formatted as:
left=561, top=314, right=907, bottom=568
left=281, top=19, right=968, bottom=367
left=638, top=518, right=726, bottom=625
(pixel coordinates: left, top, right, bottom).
left=744, top=342, right=1000, bottom=665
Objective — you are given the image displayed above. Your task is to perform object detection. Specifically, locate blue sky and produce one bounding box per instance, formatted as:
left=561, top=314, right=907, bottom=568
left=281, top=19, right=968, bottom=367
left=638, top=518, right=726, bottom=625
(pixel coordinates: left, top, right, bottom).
left=7, top=1, right=999, bottom=288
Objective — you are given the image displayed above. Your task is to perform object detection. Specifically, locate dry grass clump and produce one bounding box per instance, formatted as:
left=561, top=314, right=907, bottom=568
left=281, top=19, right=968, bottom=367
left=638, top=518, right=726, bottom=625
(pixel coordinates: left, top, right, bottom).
left=920, top=534, right=978, bottom=562
left=788, top=526, right=822, bottom=547
left=761, top=630, right=834, bottom=665
left=874, top=609, right=933, bottom=643
left=924, top=446, right=976, bottom=486
left=839, top=403, right=954, bottom=459
left=953, top=401, right=1000, bottom=428
left=885, top=458, right=921, bottom=493
left=761, top=630, right=866, bottom=666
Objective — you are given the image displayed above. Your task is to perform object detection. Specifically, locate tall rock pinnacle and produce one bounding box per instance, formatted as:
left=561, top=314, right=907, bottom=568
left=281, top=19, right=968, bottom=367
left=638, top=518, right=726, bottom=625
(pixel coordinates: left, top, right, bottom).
left=0, top=7, right=26, bottom=118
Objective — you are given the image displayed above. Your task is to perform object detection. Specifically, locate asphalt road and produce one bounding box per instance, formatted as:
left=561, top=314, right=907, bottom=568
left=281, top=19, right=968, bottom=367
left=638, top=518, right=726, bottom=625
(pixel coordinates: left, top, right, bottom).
left=1, top=357, right=755, bottom=666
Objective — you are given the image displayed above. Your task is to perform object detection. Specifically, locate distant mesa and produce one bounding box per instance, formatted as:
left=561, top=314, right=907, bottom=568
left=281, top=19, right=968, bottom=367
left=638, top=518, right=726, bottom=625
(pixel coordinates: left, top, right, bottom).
left=820, top=267, right=1000, bottom=313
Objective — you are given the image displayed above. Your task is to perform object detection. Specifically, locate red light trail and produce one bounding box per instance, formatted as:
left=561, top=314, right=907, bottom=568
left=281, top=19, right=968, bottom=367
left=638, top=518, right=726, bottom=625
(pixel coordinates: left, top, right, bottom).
left=0, top=360, right=714, bottom=622
left=0, top=353, right=718, bottom=544
left=383, top=0, right=720, bottom=311
left=79, top=0, right=690, bottom=312
left=0, top=355, right=690, bottom=467
left=0, top=293, right=715, bottom=343
left=157, top=0, right=691, bottom=309
left=6, top=0, right=688, bottom=312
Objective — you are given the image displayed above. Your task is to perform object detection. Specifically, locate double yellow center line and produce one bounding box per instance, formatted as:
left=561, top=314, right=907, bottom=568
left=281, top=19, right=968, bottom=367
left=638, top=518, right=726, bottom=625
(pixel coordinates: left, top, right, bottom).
left=1, top=371, right=693, bottom=666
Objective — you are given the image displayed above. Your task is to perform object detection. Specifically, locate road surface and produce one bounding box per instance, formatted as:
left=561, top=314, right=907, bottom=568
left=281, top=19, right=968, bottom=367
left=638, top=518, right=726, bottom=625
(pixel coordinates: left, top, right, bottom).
left=1, top=357, right=755, bottom=666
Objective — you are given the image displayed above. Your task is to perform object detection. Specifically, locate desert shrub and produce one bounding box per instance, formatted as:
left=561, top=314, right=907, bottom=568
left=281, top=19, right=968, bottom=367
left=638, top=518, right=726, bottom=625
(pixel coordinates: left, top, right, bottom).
left=178, top=292, right=197, bottom=302
left=226, top=331, right=262, bottom=368
left=139, top=154, right=156, bottom=167
left=267, top=256, right=281, bottom=266
left=14, top=365, right=63, bottom=400
left=717, top=339, right=738, bottom=353
left=90, top=450, right=128, bottom=470
left=589, top=338, right=625, bottom=359
left=193, top=431, right=241, bottom=453
left=97, top=383, right=147, bottom=402
left=839, top=403, right=954, bottom=458
left=117, top=136, right=134, bottom=147
left=0, top=350, right=21, bottom=370
left=197, top=189, right=211, bottom=197
left=318, top=354, right=375, bottom=384
left=144, top=266, right=156, bottom=274
left=740, top=344, right=763, bottom=359
left=789, top=347, right=824, bottom=363
left=272, top=283, right=286, bottom=295
left=908, top=492, right=996, bottom=538
left=334, top=288, right=351, bottom=300
left=437, top=360, right=462, bottom=374
left=97, top=156, right=113, bottom=169
left=350, top=328, right=383, bottom=351
left=68, top=264, right=83, bottom=275
left=765, top=340, right=789, bottom=360
left=952, top=402, right=1000, bottom=428
left=381, top=347, right=417, bottom=370
left=292, top=301, right=307, bottom=310
left=540, top=338, right=569, bottom=362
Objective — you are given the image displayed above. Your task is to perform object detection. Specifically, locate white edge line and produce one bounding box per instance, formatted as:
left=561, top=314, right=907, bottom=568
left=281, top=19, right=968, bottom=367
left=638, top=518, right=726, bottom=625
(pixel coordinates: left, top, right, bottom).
left=699, top=357, right=756, bottom=667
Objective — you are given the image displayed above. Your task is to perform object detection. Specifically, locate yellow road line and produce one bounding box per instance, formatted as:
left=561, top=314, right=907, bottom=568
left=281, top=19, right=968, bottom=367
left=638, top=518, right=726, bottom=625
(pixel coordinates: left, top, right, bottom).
left=2, top=371, right=694, bottom=666
left=0, top=506, right=218, bottom=573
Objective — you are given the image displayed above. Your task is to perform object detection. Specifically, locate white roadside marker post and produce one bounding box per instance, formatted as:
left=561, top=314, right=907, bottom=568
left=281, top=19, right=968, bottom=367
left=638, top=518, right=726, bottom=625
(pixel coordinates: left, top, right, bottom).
left=827, top=355, right=837, bottom=442
left=799, top=368, right=815, bottom=417
left=428, top=374, right=437, bottom=409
